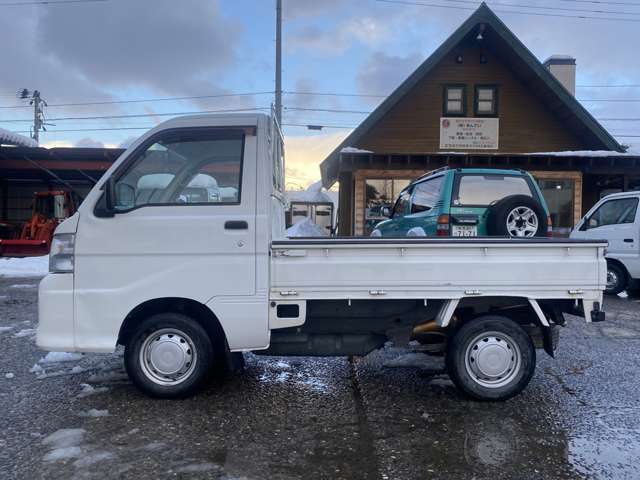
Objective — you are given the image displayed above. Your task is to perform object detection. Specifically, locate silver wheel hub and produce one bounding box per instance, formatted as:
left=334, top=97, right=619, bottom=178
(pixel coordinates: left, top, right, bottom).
left=465, top=332, right=521, bottom=389
left=506, top=207, right=538, bottom=237
left=140, top=328, right=197, bottom=386
left=607, top=269, right=618, bottom=289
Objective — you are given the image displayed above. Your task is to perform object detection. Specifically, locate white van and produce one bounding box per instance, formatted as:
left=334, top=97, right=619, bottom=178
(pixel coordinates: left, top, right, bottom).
left=571, top=191, right=640, bottom=294
left=37, top=113, right=607, bottom=401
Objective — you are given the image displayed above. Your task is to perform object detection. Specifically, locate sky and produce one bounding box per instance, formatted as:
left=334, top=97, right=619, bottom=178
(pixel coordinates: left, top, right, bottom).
left=0, top=0, right=638, bottom=189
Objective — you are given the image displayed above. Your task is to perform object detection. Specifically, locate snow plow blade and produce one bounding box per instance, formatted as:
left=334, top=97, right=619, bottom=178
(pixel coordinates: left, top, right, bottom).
left=0, top=239, right=49, bottom=257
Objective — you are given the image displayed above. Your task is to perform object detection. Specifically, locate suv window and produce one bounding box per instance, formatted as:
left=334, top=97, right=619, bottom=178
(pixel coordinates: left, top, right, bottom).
left=393, top=190, right=411, bottom=217
left=113, top=130, right=244, bottom=211
left=589, top=197, right=638, bottom=228
left=454, top=174, right=532, bottom=206
left=411, top=176, right=444, bottom=213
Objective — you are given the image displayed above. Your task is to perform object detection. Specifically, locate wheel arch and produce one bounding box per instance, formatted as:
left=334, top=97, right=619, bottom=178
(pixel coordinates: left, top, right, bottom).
left=117, top=297, right=228, bottom=355
left=606, top=257, right=630, bottom=280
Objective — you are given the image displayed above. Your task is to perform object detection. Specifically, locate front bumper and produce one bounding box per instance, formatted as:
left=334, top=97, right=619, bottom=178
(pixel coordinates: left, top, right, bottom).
left=36, top=273, right=76, bottom=352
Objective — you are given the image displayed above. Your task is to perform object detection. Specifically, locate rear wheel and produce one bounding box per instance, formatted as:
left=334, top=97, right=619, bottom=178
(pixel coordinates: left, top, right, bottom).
left=605, top=261, right=627, bottom=295
left=446, top=315, right=536, bottom=401
left=124, top=313, right=214, bottom=398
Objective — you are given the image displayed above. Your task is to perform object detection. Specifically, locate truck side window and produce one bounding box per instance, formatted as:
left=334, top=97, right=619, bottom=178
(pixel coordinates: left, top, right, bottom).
left=411, top=176, right=444, bottom=213
left=392, top=190, right=411, bottom=217
left=113, top=131, right=244, bottom=211
left=588, top=198, right=638, bottom=228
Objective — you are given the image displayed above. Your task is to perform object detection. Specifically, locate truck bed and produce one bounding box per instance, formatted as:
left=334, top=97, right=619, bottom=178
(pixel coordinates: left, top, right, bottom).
left=271, top=237, right=607, bottom=303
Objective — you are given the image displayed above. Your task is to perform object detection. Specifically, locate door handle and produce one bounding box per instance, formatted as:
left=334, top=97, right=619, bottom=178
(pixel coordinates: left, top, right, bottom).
left=624, top=238, right=634, bottom=243
left=224, top=220, right=248, bottom=230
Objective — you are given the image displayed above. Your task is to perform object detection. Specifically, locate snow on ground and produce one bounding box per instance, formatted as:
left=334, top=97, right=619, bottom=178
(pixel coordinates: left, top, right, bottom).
left=39, top=351, right=84, bottom=364
left=78, top=409, right=110, bottom=418
left=9, top=284, right=37, bottom=289
left=77, top=383, right=109, bottom=399
left=5, top=373, right=14, bottom=379
left=42, top=428, right=85, bottom=462
left=72, top=452, right=114, bottom=468
left=13, top=328, right=36, bottom=338
left=0, top=326, right=15, bottom=333
left=286, top=218, right=327, bottom=237
left=0, top=256, right=48, bottom=278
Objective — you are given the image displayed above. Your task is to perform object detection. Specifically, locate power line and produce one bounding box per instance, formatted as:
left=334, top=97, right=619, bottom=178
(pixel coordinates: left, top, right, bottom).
left=577, top=84, right=640, bottom=88
left=560, top=0, right=640, bottom=7
left=0, top=91, right=274, bottom=109
left=438, top=0, right=640, bottom=16
left=0, top=0, right=107, bottom=6
left=0, top=107, right=271, bottom=124
left=284, top=90, right=386, bottom=98
left=375, top=0, right=640, bottom=22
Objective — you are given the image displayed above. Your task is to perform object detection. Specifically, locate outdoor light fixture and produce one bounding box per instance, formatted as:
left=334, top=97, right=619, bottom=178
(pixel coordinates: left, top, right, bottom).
left=456, top=55, right=463, bottom=64
left=476, top=23, right=486, bottom=41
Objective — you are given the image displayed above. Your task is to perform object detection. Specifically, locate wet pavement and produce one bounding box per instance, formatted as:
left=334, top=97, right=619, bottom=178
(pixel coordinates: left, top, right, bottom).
left=1, top=276, right=639, bottom=480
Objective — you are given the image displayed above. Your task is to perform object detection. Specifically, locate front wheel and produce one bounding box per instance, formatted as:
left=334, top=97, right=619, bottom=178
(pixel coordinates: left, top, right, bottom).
left=605, top=262, right=627, bottom=295
left=124, top=313, right=214, bottom=398
left=446, top=315, right=536, bottom=401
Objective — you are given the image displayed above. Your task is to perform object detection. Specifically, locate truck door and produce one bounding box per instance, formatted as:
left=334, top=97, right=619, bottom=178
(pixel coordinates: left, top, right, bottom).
left=73, top=127, right=258, bottom=350
left=579, top=196, right=640, bottom=277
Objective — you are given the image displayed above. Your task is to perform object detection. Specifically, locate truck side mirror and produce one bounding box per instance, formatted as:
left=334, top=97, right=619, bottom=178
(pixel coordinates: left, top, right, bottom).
left=381, top=206, right=391, bottom=218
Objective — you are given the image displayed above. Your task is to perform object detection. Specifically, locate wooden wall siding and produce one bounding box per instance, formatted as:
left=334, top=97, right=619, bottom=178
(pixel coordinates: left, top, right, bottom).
left=356, top=41, right=585, bottom=154
left=530, top=170, right=583, bottom=226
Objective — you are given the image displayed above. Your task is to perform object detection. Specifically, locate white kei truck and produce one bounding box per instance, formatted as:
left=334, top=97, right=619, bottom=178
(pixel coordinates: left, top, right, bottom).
left=37, top=114, right=607, bottom=401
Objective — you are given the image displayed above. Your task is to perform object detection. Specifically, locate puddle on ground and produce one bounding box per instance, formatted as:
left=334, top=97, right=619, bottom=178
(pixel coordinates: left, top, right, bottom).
left=569, top=433, right=640, bottom=478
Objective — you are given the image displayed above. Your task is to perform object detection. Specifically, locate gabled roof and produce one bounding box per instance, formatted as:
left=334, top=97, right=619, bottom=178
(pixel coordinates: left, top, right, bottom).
left=320, top=2, right=624, bottom=187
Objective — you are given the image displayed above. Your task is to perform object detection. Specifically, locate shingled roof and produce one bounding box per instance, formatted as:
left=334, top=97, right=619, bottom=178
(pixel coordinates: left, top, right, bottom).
left=320, top=2, right=624, bottom=187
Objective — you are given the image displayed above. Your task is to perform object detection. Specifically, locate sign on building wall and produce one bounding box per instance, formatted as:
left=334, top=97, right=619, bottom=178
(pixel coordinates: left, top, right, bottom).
left=439, top=117, right=499, bottom=150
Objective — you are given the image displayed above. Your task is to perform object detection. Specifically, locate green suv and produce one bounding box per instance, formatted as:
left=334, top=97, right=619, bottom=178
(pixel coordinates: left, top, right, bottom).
left=371, top=168, right=551, bottom=238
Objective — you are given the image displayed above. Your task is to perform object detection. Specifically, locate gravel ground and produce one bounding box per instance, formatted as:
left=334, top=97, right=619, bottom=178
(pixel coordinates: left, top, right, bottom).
left=1, top=276, right=639, bottom=480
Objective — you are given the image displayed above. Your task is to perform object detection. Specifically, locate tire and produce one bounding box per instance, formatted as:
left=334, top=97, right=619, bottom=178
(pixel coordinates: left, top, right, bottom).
left=446, top=315, right=536, bottom=401
left=124, top=312, right=214, bottom=399
left=605, top=261, right=627, bottom=295
left=486, top=195, right=546, bottom=238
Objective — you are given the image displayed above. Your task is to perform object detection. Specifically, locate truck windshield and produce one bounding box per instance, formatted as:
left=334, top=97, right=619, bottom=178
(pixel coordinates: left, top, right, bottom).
left=453, top=175, right=532, bottom=206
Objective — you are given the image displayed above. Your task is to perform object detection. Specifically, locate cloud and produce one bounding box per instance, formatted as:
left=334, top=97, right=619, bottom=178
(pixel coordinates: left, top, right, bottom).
left=37, top=0, right=241, bottom=97
left=284, top=130, right=350, bottom=188
left=283, top=0, right=347, bottom=19
left=356, top=51, right=422, bottom=99
left=286, top=16, right=391, bottom=55
left=74, top=137, right=105, bottom=148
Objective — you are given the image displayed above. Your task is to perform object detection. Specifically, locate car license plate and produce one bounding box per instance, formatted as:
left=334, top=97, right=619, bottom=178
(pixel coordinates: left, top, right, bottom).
left=452, top=225, right=477, bottom=237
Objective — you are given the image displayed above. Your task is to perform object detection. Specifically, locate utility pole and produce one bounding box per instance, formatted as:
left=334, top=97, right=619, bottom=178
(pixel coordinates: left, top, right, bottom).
left=275, top=0, right=282, bottom=126
left=31, top=90, right=45, bottom=144
left=19, top=89, right=46, bottom=144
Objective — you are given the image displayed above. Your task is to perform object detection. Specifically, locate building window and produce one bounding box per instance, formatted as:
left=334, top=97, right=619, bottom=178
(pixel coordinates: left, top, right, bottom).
left=364, top=178, right=411, bottom=235
left=474, top=86, right=498, bottom=116
left=537, top=179, right=575, bottom=236
left=443, top=85, right=466, bottom=116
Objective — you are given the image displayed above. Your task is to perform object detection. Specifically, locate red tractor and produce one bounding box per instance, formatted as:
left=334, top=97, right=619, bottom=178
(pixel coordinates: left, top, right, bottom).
left=0, top=190, right=77, bottom=257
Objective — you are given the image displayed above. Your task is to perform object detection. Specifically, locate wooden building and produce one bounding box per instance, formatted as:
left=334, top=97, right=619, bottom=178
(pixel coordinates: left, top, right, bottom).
left=320, top=3, right=639, bottom=236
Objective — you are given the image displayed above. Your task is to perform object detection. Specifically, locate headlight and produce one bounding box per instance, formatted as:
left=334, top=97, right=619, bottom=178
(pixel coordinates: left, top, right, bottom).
left=49, top=233, right=75, bottom=273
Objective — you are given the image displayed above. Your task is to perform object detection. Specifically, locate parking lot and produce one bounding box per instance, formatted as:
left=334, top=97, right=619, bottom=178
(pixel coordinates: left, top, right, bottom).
left=1, top=275, right=639, bottom=480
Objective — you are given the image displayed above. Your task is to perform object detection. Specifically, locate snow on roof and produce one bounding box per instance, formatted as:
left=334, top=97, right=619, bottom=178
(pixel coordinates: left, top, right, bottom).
left=0, top=127, right=38, bottom=148
left=287, top=181, right=334, bottom=204
left=527, top=150, right=637, bottom=157
left=340, top=146, right=373, bottom=154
